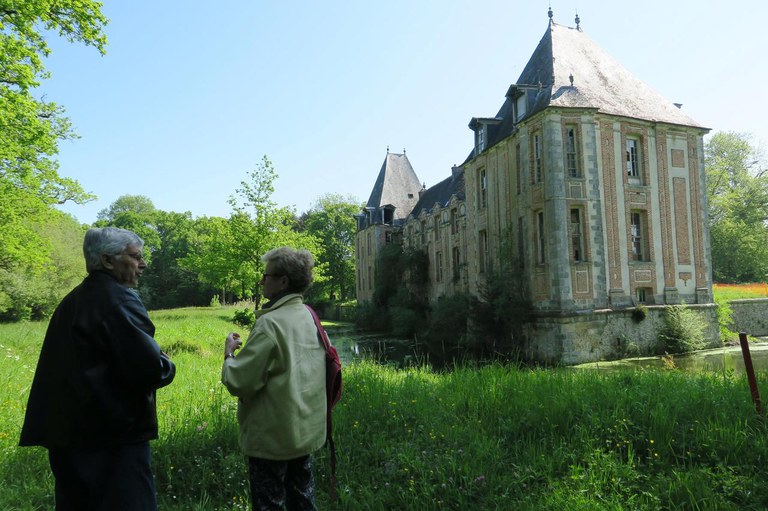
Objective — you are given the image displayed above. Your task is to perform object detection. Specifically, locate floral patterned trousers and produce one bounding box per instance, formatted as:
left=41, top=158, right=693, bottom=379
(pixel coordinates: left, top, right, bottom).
left=248, top=454, right=316, bottom=511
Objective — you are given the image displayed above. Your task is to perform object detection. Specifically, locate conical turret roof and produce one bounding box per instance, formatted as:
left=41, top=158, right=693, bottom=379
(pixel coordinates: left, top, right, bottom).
left=365, top=151, right=422, bottom=220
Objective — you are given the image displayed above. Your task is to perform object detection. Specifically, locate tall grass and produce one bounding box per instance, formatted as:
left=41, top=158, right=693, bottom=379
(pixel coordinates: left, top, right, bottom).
left=3, top=308, right=768, bottom=509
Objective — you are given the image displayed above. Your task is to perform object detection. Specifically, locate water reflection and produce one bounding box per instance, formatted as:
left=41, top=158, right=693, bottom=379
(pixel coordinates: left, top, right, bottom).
left=326, top=323, right=768, bottom=374
left=573, top=343, right=768, bottom=374
left=325, top=324, right=417, bottom=366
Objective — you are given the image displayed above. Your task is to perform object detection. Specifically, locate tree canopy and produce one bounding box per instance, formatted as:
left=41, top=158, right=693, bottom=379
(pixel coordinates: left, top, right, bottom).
left=0, top=1, right=107, bottom=271
left=705, top=132, right=768, bottom=282
left=182, top=156, right=322, bottom=303
left=301, top=193, right=360, bottom=301
left=94, top=194, right=161, bottom=255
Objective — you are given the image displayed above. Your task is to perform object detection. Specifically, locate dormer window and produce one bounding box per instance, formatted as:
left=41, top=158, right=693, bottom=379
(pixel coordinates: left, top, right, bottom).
left=516, top=94, right=527, bottom=120
left=383, top=206, right=394, bottom=224
left=469, top=117, right=501, bottom=157
left=477, top=126, right=486, bottom=153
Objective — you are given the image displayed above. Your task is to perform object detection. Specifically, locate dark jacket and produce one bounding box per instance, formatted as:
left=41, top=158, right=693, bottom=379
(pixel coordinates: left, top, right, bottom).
left=19, top=271, right=176, bottom=448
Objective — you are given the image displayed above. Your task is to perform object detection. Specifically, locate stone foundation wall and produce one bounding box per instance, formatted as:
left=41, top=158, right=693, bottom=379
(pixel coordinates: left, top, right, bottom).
left=523, top=304, right=719, bottom=365
left=729, top=299, right=768, bottom=337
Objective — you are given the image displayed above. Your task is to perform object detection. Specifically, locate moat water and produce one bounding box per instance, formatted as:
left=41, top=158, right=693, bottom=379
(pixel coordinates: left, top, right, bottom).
left=572, top=342, right=768, bottom=375
left=328, top=323, right=768, bottom=375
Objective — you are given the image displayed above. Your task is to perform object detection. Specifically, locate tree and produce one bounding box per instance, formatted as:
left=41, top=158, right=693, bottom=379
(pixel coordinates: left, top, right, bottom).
left=0, top=211, right=86, bottom=321
left=0, top=1, right=107, bottom=271
left=223, top=156, right=320, bottom=302
left=94, top=196, right=219, bottom=309
left=705, top=132, right=768, bottom=282
left=301, top=194, right=360, bottom=301
left=97, top=195, right=158, bottom=222
left=182, top=214, right=255, bottom=303
left=94, top=195, right=161, bottom=255
left=140, top=210, right=215, bottom=309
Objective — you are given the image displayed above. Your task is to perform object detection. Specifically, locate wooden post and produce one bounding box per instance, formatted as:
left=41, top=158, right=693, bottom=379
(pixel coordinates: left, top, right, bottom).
left=739, top=332, right=764, bottom=416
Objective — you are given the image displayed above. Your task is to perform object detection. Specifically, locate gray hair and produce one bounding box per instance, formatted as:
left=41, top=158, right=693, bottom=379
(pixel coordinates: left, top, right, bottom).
left=261, top=247, right=314, bottom=293
left=83, top=227, right=144, bottom=273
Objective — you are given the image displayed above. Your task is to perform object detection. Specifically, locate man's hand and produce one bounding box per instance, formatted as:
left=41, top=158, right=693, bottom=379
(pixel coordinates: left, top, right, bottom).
left=224, top=332, right=242, bottom=360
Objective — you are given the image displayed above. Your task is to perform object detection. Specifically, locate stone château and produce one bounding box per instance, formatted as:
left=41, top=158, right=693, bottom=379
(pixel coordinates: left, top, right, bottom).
left=354, top=11, right=717, bottom=364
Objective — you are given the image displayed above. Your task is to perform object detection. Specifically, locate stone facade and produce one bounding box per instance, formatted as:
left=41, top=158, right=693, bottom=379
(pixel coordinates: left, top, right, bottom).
left=354, top=15, right=717, bottom=363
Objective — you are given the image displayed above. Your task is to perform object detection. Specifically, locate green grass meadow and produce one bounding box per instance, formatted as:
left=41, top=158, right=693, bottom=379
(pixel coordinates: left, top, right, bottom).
left=3, top=307, right=768, bottom=509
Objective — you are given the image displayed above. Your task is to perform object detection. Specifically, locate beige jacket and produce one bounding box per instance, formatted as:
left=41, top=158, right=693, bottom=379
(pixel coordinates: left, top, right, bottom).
left=221, top=294, right=326, bottom=459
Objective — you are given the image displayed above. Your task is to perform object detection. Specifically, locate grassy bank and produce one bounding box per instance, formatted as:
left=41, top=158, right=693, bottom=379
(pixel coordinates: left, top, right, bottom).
left=3, top=307, right=768, bottom=509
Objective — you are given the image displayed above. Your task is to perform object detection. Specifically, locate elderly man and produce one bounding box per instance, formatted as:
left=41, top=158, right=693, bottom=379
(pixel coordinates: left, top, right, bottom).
left=19, top=227, right=176, bottom=511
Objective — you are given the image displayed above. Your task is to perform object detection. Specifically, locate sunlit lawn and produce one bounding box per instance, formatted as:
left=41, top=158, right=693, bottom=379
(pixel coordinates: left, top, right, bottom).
left=713, top=282, right=768, bottom=301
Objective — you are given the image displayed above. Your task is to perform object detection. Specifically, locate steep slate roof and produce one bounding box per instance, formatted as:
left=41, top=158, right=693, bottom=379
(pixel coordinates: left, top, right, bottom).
left=484, top=20, right=705, bottom=152
left=365, top=152, right=423, bottom=220
left=410, top=168, right=465, bottom=216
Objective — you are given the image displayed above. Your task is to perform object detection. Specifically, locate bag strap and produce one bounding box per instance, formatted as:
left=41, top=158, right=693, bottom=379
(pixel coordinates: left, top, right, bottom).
left=305, top=305, right=338, bottom=502
left=306, top=304, right=332, bottom=352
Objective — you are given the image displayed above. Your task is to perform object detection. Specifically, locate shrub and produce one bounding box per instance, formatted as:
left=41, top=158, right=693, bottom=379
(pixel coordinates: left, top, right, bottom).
left=387, top=288, right=428, bottom=338
left=617, top=334, right=641, bottom=358
left=658, top=304, right=706, bottom=354
left=631, top=304, right=648, bottom=322
left=423, top=293, right=470, bottom=364
left=470, top=233, right=531, bottom=360
left=714, top=296, right=738, bottom=343
left=355, top=301, right=390, bottom=332
left=232, top=307, right=255, bottom=327
left=389, top=305, right=422, bottom=338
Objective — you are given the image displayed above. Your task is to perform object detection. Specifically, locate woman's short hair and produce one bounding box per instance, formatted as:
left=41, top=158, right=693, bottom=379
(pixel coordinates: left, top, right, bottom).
left=261, top=247, right=314, bottom=294
left=83, top=227, right=144, bottom=273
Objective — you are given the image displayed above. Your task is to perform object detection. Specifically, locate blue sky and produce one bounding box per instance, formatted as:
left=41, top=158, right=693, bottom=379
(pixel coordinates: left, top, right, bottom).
left=45, top=0, right=768, bottom=224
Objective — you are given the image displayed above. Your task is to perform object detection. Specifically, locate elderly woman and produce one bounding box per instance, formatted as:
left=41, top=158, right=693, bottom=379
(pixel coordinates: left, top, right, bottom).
left=222, top=247, right=326, bottom=511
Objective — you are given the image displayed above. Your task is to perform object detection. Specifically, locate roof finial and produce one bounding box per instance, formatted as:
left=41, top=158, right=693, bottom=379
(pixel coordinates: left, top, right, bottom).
left=575, top=11, right=581, bottom=30
left=569, top=73, right=574, bottom=86
left=548, top=6, right=553, bottom=23
left=403, top=147, right=406, bottom=154
left=387, top=145, right=389, bottom=153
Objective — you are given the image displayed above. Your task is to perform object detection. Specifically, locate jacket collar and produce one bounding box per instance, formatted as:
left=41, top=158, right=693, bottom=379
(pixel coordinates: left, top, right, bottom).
left=255, top=293, right=303, bottom=319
